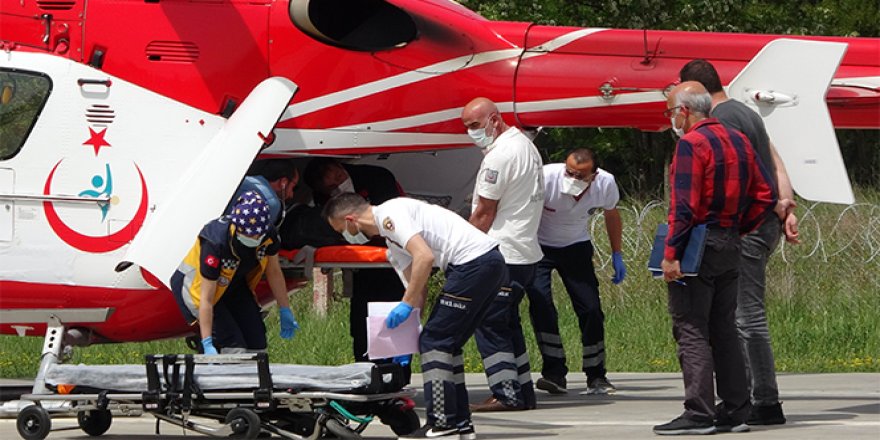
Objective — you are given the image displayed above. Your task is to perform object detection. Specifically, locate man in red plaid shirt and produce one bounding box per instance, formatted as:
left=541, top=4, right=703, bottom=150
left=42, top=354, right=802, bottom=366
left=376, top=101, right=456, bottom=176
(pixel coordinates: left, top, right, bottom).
left=654, top=81, right=790, bottom=436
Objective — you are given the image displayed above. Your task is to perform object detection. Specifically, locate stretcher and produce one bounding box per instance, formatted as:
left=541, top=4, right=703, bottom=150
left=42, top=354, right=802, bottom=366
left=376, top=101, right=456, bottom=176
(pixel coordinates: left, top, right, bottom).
left=15, top=353, right=419, bottom=440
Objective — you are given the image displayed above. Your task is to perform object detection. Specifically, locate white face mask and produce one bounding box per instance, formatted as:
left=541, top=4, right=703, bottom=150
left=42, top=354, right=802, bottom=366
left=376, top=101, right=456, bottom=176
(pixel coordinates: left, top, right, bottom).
left=560, top=175, right=590, bottom=196
left=467, top=116, right=495, bottom=149
left=331, top=177, right=355, bottom=196
left=342, top=220, right=370, bottom=245
left=237, top=234, right=264, bottom=248
left=670, top=116, right=685, bottom=138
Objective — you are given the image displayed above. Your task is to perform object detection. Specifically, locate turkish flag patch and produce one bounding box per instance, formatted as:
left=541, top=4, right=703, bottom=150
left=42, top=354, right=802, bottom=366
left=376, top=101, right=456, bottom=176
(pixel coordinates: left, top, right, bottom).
left=205, top=255, right=219, bottom=268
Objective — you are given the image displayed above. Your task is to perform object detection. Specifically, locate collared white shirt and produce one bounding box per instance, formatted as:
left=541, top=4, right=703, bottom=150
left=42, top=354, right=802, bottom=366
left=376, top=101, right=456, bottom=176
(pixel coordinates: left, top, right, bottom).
left=472, top=127, right=544, bottom=264
left=537, top=164, right=620, bottom=248
left=374, top=198, right=498, bottom=271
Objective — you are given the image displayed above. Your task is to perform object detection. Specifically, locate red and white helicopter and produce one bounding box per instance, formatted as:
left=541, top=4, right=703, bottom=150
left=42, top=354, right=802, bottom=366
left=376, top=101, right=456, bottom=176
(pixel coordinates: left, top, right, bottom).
left=0, top=0, right=878, bottom=349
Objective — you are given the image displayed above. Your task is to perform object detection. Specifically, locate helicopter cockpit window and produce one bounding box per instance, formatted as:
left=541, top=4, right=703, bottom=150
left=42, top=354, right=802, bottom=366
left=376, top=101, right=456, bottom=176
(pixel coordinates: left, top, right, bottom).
left=0, top=70, right=52, bottom=161
left=289, top=0, right=417, bottom=51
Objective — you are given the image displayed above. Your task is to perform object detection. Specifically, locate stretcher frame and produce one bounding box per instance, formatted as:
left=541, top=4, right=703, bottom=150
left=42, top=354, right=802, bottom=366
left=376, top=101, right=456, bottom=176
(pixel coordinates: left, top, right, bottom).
left=13, top=314, right=419, bottom=440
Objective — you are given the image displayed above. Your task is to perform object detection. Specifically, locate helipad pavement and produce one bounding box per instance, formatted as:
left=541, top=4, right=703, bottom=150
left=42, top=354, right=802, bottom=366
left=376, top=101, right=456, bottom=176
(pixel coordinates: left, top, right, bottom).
left=1, top=372, right=878, bottom=439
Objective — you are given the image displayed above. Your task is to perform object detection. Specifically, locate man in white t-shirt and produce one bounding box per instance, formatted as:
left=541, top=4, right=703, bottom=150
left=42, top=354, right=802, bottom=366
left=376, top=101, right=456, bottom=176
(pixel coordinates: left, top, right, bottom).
left=323, top=193, right=507, bottom=440
left=462, top=97, right=544, bottom=412
left=526, top=149, right=627, bottom=397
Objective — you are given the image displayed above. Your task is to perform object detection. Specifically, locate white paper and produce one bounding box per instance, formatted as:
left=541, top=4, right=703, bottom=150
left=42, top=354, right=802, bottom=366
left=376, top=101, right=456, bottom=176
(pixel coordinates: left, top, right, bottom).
left=366, top=302, right=420, bottom=360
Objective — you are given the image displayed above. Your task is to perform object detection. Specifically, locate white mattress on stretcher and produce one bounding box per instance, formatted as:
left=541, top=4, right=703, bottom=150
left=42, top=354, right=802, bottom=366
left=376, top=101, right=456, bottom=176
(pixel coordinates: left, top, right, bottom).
left=44, top=362, right=377, bottom=393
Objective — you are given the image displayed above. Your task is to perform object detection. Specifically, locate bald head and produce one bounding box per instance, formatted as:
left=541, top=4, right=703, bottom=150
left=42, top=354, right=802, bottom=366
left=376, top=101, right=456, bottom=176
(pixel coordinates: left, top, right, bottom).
left=461, top=97, right=509, bottom=148
left=462, top=97, right=497, bottom=126
left=667, top=81, right=711, bottom=117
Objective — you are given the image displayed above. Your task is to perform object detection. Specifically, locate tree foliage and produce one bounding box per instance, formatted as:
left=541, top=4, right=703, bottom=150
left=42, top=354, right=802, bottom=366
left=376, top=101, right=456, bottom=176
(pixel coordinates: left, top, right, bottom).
left=459, top=0, right=880, bottom=191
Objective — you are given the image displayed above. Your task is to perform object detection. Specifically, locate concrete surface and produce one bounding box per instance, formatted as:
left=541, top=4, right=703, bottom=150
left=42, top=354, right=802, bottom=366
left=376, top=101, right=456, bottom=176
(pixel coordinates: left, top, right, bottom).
left=1, top=372, right=878, bottom=439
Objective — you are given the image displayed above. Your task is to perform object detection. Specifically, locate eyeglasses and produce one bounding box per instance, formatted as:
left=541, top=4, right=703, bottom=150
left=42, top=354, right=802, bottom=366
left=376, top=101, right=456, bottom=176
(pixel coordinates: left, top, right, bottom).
left=564, top=168, right=597, bottom=181
left=663, top=105, right=683, bottom=118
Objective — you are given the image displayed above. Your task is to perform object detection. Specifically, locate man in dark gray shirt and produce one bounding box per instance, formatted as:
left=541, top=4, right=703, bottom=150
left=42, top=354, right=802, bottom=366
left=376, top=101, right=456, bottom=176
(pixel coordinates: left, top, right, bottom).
left=680, top=59, right=800, bottom=427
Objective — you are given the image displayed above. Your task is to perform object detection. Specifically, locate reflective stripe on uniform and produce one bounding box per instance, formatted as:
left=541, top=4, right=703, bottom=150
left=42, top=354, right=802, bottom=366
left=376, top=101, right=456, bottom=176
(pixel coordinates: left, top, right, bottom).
left=483, top=351, right=515, bottom=370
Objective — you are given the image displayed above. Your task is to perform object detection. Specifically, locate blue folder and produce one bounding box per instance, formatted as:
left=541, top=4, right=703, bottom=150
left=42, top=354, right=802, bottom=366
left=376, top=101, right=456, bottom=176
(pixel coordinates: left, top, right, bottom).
left=647, top=223, right=708, bottom=277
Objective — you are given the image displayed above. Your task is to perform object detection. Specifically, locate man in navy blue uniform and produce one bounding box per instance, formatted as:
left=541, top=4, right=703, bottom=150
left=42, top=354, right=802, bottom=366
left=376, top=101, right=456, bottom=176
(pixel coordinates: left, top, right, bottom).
left=323, top=193, right=507, bottom=439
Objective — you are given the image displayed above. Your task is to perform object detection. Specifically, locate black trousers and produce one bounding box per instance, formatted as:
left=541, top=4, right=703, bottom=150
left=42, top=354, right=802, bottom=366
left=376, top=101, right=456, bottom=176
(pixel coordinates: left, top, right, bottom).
left=667, top=228, right=750, bottom=423
left=526, top=240, right=606, bottom=382
left=212, top=282, right=266, bottom=351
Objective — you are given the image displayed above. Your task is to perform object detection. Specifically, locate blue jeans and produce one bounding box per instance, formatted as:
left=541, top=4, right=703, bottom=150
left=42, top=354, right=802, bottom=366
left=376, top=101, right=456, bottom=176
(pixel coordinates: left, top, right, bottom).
left=738, top=216, right=782, bottom=406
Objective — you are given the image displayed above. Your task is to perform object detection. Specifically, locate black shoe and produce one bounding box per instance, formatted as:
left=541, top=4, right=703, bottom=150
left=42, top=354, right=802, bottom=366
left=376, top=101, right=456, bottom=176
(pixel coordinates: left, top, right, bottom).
left=457, top=421, right=477, bottom=440
left=715, top=422, right=750, bottom=433
left=714, top=402, right=750, bottom=433
left=399, top=424, right=459, bottom=439
left=581, top=377, right=617, bottom=395
left=536, top=376, right=568, bottom=394
left=747, top=402, right=786, bottom=425
left=653, top=416, right=717, bottom=435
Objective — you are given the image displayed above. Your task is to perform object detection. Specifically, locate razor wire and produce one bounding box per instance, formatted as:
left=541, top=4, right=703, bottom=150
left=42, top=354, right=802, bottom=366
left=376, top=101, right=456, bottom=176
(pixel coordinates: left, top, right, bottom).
left=589, top=200, right=880, bottom=269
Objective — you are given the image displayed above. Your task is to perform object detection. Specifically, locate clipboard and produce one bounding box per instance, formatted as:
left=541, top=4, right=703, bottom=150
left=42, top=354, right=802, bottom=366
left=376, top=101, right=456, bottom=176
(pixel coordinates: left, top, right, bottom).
left=647, top=223, right=708, bottom=277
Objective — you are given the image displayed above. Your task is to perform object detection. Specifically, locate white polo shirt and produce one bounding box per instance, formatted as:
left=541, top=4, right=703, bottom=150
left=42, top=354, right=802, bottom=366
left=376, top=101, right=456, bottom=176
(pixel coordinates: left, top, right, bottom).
left=537, top=164, right=620, bottom=248
left=472, top=127, right=544, bottom=265
left=373, top=198, right=498, bottom=271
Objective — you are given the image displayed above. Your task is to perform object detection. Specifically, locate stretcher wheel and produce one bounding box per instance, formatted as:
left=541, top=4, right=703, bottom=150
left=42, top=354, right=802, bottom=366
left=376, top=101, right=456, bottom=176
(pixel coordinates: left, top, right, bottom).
left=324, top=418, right=362, bottom=439
left=387, top=408, right=420, bottom=436
left=78, top=409, right=113, bottom=436
left=17, top=405, right=51, bottom=440
left=225, top=408, right=261, bottom=439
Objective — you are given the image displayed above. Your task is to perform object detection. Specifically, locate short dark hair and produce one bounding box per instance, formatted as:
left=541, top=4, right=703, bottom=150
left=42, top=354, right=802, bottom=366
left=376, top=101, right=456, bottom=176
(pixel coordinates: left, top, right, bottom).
left=679, top=59, right=723, bottom=94
left=567, top=148, right=598, bottom=172
left=322, top=192, right=369, bottom=220
left=248, top=159, right=298, bottom=182
left=304, top=157, right=342, bottom=193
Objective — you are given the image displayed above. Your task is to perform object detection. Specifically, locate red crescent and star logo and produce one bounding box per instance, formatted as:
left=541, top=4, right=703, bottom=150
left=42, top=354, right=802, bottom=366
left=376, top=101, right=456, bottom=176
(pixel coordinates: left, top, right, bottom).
left=43, top=159, right=149, bottom=253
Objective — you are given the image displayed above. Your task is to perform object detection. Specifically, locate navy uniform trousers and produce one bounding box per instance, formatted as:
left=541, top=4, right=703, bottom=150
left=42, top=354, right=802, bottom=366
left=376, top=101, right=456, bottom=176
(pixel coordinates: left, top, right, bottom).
left=420, top=248, right=507, bottom=428
left=525, top=240, right=607, bottom=383
left=474, top=264, right=538, bottom=409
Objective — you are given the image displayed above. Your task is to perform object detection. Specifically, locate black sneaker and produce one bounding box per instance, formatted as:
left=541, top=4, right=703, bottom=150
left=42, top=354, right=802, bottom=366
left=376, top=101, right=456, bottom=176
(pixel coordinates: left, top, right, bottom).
left=653, top=416, right=717, bottom=435
left=715, top=422, right=750, bottom=433
left=747, top=402, right=786, bottom=425
left=399, top=424, right=459, bottom=439
left=581, top=377, right=617, bottom=395
left=715, top=403, right=750, bottom=433
left=457, top=421, right=477, bottom=440
left=536, top=376, right=568, bottom=394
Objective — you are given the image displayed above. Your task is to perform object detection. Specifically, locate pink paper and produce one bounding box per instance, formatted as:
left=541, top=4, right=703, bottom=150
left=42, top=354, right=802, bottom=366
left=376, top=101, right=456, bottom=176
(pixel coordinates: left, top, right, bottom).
left=366, top=313, right=420, bottom=360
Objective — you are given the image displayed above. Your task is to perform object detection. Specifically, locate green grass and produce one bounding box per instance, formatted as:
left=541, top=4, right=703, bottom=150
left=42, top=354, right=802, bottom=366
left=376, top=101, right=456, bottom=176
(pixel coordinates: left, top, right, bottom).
left=2, top=190, right=878, bottom=379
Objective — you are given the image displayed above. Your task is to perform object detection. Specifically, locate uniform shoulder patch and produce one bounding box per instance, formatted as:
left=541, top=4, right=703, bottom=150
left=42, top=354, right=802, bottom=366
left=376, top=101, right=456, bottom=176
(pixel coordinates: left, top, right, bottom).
left=483, top=169, right=499, bottom=184
left=383, top=217, right=395, bottom=231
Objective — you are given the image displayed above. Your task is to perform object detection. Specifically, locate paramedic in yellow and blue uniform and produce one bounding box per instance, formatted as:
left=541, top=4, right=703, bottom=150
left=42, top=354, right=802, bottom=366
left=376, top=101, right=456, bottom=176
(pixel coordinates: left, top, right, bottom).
left=171, top=191, right=299, bottom=354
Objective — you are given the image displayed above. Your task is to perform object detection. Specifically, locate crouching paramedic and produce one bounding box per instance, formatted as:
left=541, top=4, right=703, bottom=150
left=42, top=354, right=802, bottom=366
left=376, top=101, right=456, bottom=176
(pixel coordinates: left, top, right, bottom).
left=171, top=191, right=300, bottom=354
left=323, top=193, right=507, bottom=439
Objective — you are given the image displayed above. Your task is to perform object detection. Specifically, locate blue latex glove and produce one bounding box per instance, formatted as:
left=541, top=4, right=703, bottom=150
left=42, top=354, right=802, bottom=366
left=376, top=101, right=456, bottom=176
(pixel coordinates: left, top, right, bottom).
left=611, top=251, right=627, bottom=284
left=385, top=302, right=414, bottom=329
left=279, top=307, right=299, bottom=339
left=201, top=336, right=218, bottom=355
left=393, top=354, right=412, bottom=367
